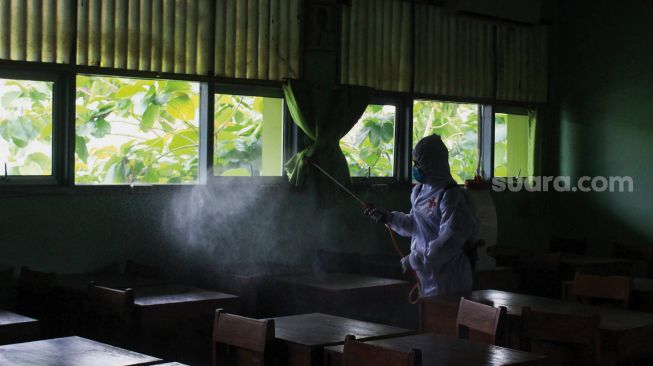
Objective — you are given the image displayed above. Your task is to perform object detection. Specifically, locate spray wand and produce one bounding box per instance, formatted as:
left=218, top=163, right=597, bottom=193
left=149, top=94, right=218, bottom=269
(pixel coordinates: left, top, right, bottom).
left=305, top=158, right=420, bottom=304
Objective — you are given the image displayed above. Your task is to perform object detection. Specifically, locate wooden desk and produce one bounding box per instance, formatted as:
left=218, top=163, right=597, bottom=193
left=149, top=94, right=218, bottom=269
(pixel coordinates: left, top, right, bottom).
left=561, top=255, right=633, bottom=279
left=209, top=262, right=308, bottom=317
left=132, top=284, right=239, bottom=365
left=563, top=277, right=653, bottom=312
left=56, top=273, right=166, bottom=292
left=272, top=312, right=413, bottom=366
left=270, top=273, right=412, bottom=327
left=0, top=336, right=161, bottom=365
left=0, top=310, right=39, bottom=345
left=53, top=273, right=167, bottom=335
left=324, top=333, right=546, bottom=366
left=134, top=284, right=239, bottom=325
left=422, top=290, right=653, bottom=365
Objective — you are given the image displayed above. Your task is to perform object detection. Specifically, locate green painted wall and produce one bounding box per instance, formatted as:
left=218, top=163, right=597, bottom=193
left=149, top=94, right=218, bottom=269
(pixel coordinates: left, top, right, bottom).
left=552, top=0, right=653, bottom=253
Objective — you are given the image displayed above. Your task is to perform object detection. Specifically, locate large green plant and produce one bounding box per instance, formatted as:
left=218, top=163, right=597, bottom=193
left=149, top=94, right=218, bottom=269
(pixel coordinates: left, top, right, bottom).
left=0, top=79, right=53, bottom=175
left=413, top=101, right=478, bottom=183
left=214, top=95, right=263, bottom=176
left=75, top=76, right=199, bottom=184
left=340, top=105, right=395, bottom=177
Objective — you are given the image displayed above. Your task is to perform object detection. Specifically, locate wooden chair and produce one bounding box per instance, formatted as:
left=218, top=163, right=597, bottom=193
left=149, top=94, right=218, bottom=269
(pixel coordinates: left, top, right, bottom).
left=613, top=242, right=653, bottom=278
left=342, top=335, right=421, bottom=366
left=572, top=272, right=632, bottom=309
left=618, top=324, right=653, bottom=365
left=520, top=307, right=600, bottom=366
left=125, top=260, right=163, bottom=279
left=456, top=297, right=507, bottom=345
left=550, top=236, right=588, bottom=255
left=212, top=309, right=275, bottom=366
left=85, top=284, right=134, bottom=346
left=517, top=252, right=562, bottom=298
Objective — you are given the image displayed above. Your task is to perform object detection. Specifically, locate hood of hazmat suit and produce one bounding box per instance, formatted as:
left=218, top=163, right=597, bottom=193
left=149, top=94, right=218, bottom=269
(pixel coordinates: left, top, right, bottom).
left=389, top=135, right=478, bottom=297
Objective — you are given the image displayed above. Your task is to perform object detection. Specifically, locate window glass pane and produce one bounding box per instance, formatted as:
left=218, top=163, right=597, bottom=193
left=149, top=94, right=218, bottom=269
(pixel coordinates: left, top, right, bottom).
left=412, top=101, right=478, bottom=183
left=0, top=78, right=53, bottom=176
left=75, top=75, right=200, bottom=184
left=214, top=94, right=284, bottom=177
left=340, top=104, right=396, bottom=177
left=494, top=111, right=536, bottom=177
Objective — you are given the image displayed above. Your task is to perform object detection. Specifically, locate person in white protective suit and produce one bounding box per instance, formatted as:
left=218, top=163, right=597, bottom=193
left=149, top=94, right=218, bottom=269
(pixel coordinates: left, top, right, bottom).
left=365, top=134, right=479, bottom=297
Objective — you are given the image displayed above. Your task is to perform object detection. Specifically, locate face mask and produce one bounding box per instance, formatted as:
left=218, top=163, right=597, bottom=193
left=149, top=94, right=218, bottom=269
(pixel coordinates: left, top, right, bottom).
left=412, top=165, right=426, bottom=183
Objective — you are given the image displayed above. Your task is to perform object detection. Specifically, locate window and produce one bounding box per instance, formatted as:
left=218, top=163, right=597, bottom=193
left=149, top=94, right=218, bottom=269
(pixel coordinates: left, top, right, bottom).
left=0, top=78, right=54, bottom=177
left=214, top=94, right=284, bottom=177
left=413, top=101, right=479, bottom=183
left=75, top=75, right=200, bottom=184
left=494, top=108, right=537, bottom=178
left=341, top=104, right=396, bottom=178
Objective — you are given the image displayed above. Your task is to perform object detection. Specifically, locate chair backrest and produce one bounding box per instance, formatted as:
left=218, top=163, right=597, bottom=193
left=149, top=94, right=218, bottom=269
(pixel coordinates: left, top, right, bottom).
left=521, top=307, right=600, bottom=366
left=612, top=242, right=653, bottom=261
left=212, top=309, right=275, bottom=366
left=341, top=335, right=421, bottom=366
left=613, top=242, right=653, bottom=277
left=456, top=297, right=507, bottom=345
left=550, top=236, right=587, bottom=255
left=86, top=284, right=134, bottom=344
left=618, top=325, right=653, bottom=364
left=573, top=272, right=632, bottom=309
left=516, top=252, right=562, bottom=298
left=125, top=260, right=163, bottom=279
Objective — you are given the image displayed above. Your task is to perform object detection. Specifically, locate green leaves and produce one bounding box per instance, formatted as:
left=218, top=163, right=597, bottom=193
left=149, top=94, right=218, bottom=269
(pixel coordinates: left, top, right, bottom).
left=167, top=95, right=195, bottom=121
left=340, top=105, right=395, bottom=178
left=115, top=85, right=146, bottom=98
left=76, top=136, right=88, bottom=163
left=141, top=104, right=160, bottom=131
left=214, top=95, right=266, bottom=177
left=74, top=75, right=200, bottom=184
left=1, top=91, right=21, bottom=108
left=412, top=101, right=478, bottom=183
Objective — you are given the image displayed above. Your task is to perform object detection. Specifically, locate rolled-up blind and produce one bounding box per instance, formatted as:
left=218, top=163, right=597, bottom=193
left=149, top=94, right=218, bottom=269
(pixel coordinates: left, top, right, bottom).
left=76, top=0, right=212, bottom=75
left=496, top=25, right=548, bottom=103
left=214, top=0, right=301, bottom=80
left=340, top=0, right=412, bottom=92
left=0, top=0, right=74, bottom=63
left=414, top=5, right=494, bottom=99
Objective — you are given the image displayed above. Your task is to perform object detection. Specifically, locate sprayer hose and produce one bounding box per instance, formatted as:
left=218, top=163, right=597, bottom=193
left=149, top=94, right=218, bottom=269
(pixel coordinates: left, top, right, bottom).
left=384, top=224, right=420, bottom=305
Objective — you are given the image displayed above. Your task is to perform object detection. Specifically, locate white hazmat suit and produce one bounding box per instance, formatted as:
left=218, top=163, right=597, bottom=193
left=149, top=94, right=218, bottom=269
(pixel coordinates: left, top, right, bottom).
left=389, top=135, right=478, bottom=297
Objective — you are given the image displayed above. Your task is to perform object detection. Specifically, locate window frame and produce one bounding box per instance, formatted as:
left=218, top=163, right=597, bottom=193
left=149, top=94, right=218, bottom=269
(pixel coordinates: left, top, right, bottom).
left=208, top=83, right=292, bottom=185
left=0, top=70, right=64, bottom=186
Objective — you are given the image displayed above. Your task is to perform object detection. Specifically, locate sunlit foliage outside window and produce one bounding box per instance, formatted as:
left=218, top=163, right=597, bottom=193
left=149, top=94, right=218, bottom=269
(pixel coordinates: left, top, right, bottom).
left=413, top=101, right=478, bottom=183
left=0, top=79, right=53, bottom=176
left=341, top=104, right=396, bottom=178
left=494, top=111, right=536, bottom=178
left=214, top=95, right=284, bottom=177
left=75, top=75, right=200, bottom=184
